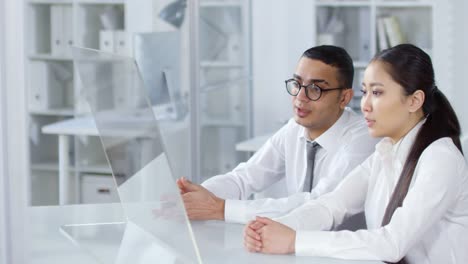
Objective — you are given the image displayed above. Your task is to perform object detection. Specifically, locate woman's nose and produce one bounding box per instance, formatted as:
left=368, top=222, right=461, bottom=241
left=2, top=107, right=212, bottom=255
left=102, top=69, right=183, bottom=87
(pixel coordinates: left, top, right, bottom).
left=361, top=93, right=371, bottom=113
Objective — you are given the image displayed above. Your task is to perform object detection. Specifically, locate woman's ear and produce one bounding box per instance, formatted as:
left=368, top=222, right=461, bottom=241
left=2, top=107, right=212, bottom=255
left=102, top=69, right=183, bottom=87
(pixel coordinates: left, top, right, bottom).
left=408, top=90, right=425, bottom=113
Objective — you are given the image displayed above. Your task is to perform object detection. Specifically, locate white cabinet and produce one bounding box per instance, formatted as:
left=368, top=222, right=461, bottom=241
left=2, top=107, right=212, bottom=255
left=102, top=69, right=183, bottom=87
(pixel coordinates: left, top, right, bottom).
left=81, top=174, right=121, bottom=204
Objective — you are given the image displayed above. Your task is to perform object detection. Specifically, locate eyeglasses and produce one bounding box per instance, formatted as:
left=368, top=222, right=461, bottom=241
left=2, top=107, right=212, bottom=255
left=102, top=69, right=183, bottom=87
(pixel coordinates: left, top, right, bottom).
left=285, top=79, right=347, bottom=101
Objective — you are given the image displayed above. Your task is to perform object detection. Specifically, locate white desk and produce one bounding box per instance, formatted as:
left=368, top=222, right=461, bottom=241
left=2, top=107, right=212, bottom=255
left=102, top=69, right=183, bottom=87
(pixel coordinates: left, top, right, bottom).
left=42, top=115, right=187, bottom=204
left=42, top=116, right=99, bottom=204
left=235, top=133, right=273, bottom=152
left=27, top=203, right=384, bottom=264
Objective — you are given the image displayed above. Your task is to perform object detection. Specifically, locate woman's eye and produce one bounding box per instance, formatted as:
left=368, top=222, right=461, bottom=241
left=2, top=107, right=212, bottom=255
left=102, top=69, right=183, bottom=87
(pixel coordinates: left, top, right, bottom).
left=372, top=91, right=383, bottom=96
left=360, top=89, right=367, bottom=95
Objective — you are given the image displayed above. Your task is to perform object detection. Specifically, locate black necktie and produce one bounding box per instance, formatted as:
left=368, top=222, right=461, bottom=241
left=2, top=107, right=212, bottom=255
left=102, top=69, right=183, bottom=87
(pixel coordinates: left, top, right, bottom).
left=303, top=141, right=320, bottom=192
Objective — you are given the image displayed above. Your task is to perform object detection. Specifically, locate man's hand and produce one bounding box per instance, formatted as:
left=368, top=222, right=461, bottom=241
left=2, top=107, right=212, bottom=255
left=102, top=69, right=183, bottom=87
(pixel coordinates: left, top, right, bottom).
left=243, top=216, right=296, bottom=254
left=176, top=177, right=225, bottom=220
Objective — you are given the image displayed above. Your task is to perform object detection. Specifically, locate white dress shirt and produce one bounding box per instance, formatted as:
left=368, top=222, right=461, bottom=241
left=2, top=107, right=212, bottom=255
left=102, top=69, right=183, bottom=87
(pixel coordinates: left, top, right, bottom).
left=276, top=121, right=468, bottom=263
left=202, top=108, right=379, bottom=223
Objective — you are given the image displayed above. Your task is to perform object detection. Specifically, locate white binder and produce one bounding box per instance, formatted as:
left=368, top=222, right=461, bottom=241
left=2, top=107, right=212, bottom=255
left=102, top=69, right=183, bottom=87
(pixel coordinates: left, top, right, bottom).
left=28, top=61, right=63, bottom=111
left=50, top=5, right=64, bottom=55
left=114, top=30, right=129, bottom=56
left=99, top=30, right=114, bottom=53
left=62, top=5, right=74, bottom=57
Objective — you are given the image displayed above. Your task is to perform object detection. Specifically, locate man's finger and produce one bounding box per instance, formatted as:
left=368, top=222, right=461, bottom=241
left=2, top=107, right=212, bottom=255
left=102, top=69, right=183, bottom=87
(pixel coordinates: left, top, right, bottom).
left=180, top=178, right=204, bottom=192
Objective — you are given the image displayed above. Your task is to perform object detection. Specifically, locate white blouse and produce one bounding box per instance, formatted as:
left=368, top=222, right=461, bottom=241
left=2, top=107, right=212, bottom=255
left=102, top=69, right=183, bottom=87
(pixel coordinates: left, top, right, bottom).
left=276, top=121, right=468, bottom=263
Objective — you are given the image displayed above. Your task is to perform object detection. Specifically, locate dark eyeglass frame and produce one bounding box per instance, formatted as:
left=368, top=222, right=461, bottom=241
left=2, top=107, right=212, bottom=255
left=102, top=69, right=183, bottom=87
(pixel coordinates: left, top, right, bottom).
left=285, top=79, right=347, bottom=101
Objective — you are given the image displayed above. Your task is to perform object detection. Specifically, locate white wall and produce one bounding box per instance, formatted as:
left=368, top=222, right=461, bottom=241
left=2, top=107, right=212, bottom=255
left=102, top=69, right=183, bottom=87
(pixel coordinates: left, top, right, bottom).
left=251, top=0, right=315, bottom=136
left=1, top=0, right=28, bottom=263
left=0, top=0, right=9, bottom=261
left=452, top=0, right=468, bottom=135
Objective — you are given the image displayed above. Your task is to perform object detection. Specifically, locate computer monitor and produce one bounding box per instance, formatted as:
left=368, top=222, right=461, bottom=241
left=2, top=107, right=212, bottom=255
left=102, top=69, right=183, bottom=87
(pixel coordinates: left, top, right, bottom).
left=133, top=32, right=184, bottom=120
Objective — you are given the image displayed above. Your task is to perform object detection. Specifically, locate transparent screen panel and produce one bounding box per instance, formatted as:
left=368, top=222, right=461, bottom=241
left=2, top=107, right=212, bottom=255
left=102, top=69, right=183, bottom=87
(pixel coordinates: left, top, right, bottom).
left=63, top=46, right=200, bottom=264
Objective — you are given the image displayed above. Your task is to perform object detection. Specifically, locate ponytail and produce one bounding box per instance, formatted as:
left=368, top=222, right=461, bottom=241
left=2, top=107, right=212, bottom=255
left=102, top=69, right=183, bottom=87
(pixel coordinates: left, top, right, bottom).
left=381, top=88, right=462, bottom=227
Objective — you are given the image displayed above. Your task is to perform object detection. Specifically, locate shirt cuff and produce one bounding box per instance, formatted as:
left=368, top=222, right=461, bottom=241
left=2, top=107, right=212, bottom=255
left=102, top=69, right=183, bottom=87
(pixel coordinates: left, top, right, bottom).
left=224, top=199, right=251, bottom=224
left=295, top=230, right=328, bottom=256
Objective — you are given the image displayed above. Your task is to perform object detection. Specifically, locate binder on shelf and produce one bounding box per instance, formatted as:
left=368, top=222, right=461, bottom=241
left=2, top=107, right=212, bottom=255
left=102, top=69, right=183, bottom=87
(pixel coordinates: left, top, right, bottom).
left=358, top=8, right=371, bottom=61
left=28, top=61, right=64, bottom=111
left=50, top=5, right=64, bottom=55
left=99, top=30, right=114, bottom=53
left=114, top=30, right=129, bottom=56
left=50, top=5, right=74, bottom=56
left=377, top=17, right=389, bottom=51
left=99, top=30, right=129, bottom=56
left=226, top=33, right=242, bottom=64
left=62, top=5, right=74, bottom=57
left=383, top=16, right=405, bottom=47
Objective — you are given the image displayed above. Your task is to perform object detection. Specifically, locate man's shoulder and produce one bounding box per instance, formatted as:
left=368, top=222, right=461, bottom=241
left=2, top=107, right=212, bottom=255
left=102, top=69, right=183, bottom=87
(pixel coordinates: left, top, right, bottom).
left=340, top=109, right=368, bottom=134
left=338, top=109, right=378, bottom=150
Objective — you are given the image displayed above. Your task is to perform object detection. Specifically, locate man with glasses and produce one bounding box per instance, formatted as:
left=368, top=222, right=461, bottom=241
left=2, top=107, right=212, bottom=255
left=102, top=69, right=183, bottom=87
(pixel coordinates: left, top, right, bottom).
left=177, top=45, right=378, bottom=225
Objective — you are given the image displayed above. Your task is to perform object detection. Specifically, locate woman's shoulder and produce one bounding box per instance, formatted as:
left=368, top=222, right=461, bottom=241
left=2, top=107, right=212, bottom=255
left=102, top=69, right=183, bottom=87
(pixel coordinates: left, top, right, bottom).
left=420, top=137, right=465, bottom=168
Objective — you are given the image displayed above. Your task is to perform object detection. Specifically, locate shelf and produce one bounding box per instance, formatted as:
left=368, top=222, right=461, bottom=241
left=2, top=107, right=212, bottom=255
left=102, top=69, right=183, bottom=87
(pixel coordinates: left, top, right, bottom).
left=315, top=1, right=370, bottom=7
left=315, top=0, right=432, bottom=7
left=235, top=133, right=272, bottom=152
left=201, top=61, right=244, bottom=68
left=29, top=54, right=73, bottom=61
left=31, top=162, right=75, bottom=172
left=78, top=164, right=112, bottom=174
left=376, top=1, right=433, bottom=8
left=202, top=119, right=245, bottom=127
left=30, top=108, right=75, bottom=116
left=28, top=0, right=73, bottom=4
left=76, top=0, right=125, bottom=5
left=200, top=1, right=243, bottom=7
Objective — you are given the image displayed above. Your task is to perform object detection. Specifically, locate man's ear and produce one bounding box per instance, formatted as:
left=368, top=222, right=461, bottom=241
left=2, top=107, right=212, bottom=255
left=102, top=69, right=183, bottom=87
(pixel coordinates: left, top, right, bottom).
left=340, top=88, right=354, bottom=110
left=408, top=90, right=425, bottom=112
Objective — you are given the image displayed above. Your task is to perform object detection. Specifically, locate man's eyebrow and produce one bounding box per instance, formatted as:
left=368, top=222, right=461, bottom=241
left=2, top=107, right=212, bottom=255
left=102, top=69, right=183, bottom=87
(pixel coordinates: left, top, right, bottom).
left=292, top=74, right=328, bottom=85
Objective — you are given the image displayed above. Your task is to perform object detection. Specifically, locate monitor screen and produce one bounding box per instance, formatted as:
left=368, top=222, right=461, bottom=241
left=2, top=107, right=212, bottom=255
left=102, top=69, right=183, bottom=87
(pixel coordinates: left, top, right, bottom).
left=133, top=32, right=181, bottom=119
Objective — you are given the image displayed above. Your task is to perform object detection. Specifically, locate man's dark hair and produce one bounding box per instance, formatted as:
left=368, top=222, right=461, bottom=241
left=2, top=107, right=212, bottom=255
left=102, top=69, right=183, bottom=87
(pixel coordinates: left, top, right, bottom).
left=302, top=45, right=354, bottom=88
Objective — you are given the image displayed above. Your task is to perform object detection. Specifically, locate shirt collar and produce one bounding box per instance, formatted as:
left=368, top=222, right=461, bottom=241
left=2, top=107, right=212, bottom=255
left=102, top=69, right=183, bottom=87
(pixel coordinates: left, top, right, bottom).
left=375, top=119, right=426, bottom=166
left=298, top=108, right=353, bottom=153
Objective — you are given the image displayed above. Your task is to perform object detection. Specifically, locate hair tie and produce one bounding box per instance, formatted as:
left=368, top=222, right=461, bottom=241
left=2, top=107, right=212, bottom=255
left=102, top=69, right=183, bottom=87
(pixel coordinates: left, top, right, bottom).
left=430, top=85, right=439, bottom=97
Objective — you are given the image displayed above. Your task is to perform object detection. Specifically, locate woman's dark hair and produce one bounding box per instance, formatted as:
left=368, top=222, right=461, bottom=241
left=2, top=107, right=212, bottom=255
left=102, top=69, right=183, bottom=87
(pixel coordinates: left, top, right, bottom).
left=302, top=45, right=354, bottom=88
left=374, top=44, right=462, bottom=264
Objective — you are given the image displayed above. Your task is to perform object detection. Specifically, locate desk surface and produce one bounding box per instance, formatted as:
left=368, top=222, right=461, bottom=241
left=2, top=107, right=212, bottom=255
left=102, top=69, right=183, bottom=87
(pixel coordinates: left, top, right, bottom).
left=42, top=115, right=100, bottom=136
left=235, top=133, right=273, bottom=152
left=42, top=115, right=187, bottom=137
left=27, top=203, right=383, bottom=264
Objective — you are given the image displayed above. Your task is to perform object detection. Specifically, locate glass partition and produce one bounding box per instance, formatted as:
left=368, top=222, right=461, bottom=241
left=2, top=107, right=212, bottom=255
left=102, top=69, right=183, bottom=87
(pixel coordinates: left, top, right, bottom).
left=61, top=46, right=200, bottom=264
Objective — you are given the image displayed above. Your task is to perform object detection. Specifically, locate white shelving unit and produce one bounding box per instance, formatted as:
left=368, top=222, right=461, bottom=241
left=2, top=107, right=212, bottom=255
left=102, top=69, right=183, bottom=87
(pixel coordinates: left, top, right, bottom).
left=25, top=0, right=252, bottom=205
left=26, top=0, right=127, bottom=205
left=198, top=0, right=251, bottom=180
left=313, top=0, right=450, bottom=112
